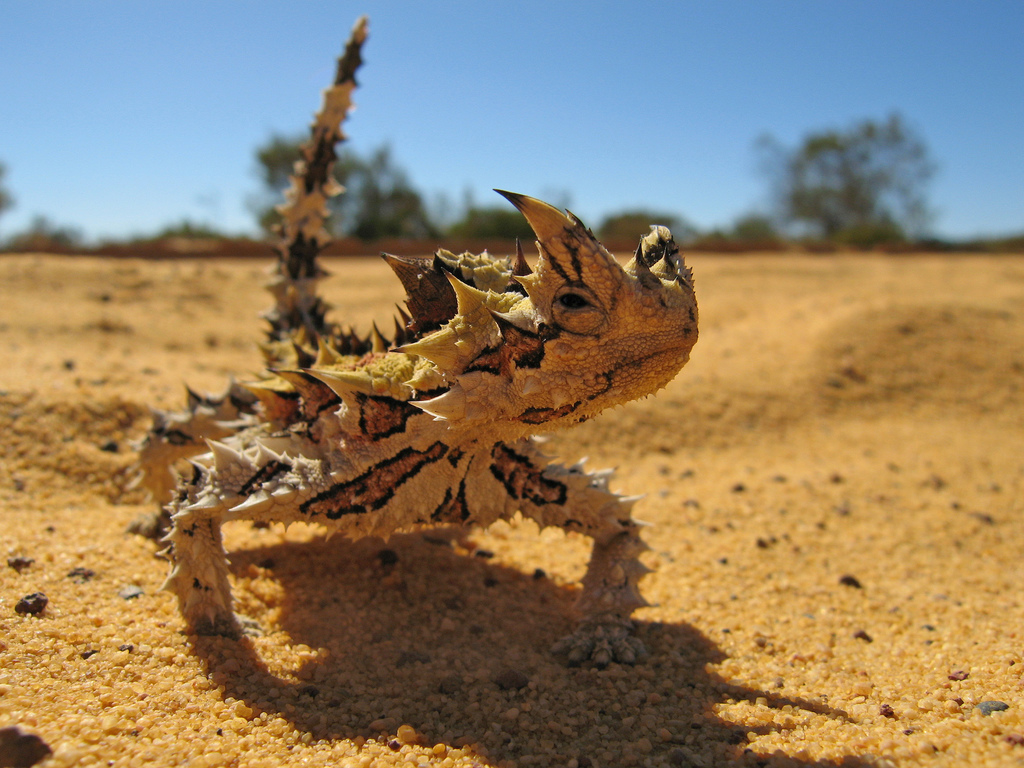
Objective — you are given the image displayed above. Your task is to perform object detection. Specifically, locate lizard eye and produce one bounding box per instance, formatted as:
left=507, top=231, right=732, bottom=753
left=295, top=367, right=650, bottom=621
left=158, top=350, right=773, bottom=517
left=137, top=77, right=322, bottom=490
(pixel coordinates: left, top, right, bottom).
left=552, top=284, right=607, bottom=335
left=557, top=293, right=590, bottom=309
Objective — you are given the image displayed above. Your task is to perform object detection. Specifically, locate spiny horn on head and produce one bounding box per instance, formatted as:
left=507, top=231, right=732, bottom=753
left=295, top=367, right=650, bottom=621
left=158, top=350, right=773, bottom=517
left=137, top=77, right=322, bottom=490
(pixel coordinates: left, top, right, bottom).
left=494, top=190, right=621, bottom=291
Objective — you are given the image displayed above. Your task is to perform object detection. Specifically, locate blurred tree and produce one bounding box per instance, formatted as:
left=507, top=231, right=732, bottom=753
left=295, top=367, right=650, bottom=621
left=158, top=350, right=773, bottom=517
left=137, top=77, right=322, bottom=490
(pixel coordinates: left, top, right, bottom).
left=6, top=215, right=83, bottom=251
left=0, top=162, right=13, bottom=231
left=145, top=220, right=226, bottom=240
left=598, top=210, right=697, bottom=243
left=730, top=213, right=779, bottom=241
left=758, top=113, right=935, bottom=245
left=250, top=135, right=303, bottom=234
left=250, top=136, right=437, bottom=240
left=349, top=146, right=437, bottom=240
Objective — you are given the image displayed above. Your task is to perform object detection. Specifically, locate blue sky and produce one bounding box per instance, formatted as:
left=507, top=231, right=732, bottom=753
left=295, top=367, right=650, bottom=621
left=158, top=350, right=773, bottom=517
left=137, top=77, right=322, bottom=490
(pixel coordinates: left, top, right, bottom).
left=1, top=1, right=1021, bottom=242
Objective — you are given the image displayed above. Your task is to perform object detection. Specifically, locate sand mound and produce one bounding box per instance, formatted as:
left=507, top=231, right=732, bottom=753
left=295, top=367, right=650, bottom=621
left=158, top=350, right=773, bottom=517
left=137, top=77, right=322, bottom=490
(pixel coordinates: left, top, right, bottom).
left=816, top=303, right=1023, bottom=413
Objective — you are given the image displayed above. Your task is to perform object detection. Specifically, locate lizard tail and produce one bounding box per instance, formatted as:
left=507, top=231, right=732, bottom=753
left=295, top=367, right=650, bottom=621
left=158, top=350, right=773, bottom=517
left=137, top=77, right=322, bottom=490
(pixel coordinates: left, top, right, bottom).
left=262, top=16, right=369, bottom=347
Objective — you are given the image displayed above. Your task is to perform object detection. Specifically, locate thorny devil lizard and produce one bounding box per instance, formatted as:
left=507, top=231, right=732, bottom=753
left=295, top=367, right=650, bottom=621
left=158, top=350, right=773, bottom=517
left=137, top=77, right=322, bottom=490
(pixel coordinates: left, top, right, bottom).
left=132, top=17, right=698, bottom=667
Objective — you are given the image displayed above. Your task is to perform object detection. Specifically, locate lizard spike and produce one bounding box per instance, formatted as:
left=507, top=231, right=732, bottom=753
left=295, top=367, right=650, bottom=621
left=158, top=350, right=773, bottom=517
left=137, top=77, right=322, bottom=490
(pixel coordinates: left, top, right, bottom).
left=314, top=337, right=344, bottom=367
left=411, top=387, right=466, bottom=421
left=271, top=485, right=297, bottom=500
left=381, top=252, right=458, bottom=334
left=392, top=313, right=408, bottom=346
left=334, top=328, right=353, bottom=355
left=395, top=304, right=412, bottom=330
left=254, top=441, right=285, bottom=467
left=205, top=440, right=251, bottom=473
left=445, top=272, right=490, bottom=319
left=489, top=308, right=538, bottom=337
left=370, top=322, right=389, bottom=353
left=291, top=339, right=317, bottom=369
left=184, top=386, right=205, bottom=410
left=229, top=491, right=273, bottom=515
left=186, top=492, right=226, bottom=512
left=495, top=190, right=573, bottom=245
left=550, top=389, right=572, bottom=408
left=511, top=270, right=543, bottom=297
left=512, top=239, right=532, bottom=276
left=395, top=333, right=462, bottom=372
left=306, top=368, right=375, bottom=397
left=351, top=329, right=371, bottom=353
left=241, top=380, right=300, bottom=423
left=623, top=240, right=646, bottom=273
left=185, top=458, right=209, bottom=476
left=521, top=375, right=544, bottom=396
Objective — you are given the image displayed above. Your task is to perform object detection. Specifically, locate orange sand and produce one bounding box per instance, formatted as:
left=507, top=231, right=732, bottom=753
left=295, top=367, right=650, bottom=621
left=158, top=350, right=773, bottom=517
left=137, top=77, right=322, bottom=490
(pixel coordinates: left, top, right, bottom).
left=1, top=252, right=1023, bottom=767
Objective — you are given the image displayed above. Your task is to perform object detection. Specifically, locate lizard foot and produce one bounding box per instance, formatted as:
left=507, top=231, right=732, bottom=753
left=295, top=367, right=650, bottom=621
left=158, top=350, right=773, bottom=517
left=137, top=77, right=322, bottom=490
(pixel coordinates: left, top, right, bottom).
left=552, top=620, right=647, bottom=667
left=189, top=613, right=261, bottom=639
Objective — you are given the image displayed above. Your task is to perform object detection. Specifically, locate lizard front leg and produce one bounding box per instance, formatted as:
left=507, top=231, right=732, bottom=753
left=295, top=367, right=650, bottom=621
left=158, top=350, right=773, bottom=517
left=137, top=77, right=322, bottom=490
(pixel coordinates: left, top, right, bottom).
left=483, top=440, right=652, bottom=666
left=160, top=441, right=276, bottom=638
left=163, top=506, right=240, bottom=637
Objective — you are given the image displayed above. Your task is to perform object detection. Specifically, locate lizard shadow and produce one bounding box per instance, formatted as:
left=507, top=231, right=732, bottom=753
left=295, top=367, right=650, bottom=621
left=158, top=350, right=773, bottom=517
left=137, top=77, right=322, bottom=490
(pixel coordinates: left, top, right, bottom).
left=190, top=528, right=874, bottom=767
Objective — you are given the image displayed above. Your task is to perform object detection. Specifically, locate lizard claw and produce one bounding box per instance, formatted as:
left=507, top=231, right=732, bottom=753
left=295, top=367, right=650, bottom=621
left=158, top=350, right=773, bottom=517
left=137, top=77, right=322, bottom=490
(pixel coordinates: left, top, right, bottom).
left=190, top=613, right=262, bottom=639
left=552, top=621, right=647, bottom=667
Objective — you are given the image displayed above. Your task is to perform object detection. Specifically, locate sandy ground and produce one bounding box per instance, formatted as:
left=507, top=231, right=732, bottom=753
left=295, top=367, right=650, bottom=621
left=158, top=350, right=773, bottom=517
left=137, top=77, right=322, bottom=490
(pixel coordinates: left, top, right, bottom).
left=1, top=251, right=1023, bottom=768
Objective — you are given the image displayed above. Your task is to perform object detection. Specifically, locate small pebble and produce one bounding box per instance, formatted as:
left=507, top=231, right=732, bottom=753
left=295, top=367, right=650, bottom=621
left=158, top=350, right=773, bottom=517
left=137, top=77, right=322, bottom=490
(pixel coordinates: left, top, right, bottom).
left=67, top=567, right=96, bottom=583
left=14, top=593, right=47, bottom=615
left=118, top=585, right=144, bottom=600
left=977, top=700, right=1009, bottom=716
left=494, top=668, right=530, bottom=690
left=438, top=675, right=462, bottom=695
left=852, top=630, right=873, bottom=643
left=377, top=549, right=398, bottom=567
left=948, top=670, right=969, bottom=681
left=7, top=556, right=34, bottom=573
left=0, top=725, right=52, bottom=767
left=396, top=650, right=430, bottom=667
left=396, top=724, right=418, bottom=744
left=99, top=439, right=119, bottom=452
left=839, top=574, right=863, bottom=589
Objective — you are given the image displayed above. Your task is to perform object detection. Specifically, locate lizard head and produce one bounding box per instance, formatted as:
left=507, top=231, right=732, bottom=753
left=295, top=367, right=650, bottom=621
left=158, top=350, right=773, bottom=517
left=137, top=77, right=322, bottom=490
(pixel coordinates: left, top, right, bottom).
left=397, top=192, right=698, bottom=434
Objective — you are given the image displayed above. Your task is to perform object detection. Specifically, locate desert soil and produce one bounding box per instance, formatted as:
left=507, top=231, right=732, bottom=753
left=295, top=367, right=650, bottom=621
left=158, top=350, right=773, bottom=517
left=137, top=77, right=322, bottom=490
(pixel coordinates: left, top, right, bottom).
left=1, top=252, right=1023, bottom=768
